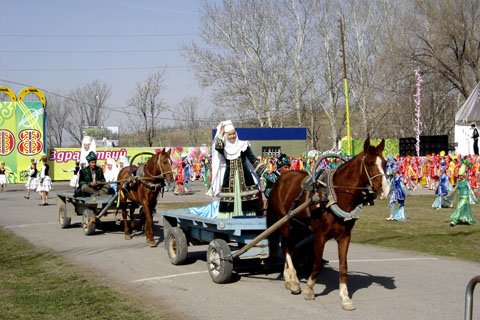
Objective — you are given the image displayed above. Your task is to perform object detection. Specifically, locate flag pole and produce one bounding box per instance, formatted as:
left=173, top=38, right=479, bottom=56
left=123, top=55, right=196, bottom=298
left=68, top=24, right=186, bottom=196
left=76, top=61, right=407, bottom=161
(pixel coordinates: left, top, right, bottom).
left=339, top=17, right=351, bottom=156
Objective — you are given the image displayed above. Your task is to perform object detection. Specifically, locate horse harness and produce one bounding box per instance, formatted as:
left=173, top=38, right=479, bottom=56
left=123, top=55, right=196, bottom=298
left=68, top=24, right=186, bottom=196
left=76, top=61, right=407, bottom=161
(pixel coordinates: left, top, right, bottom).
left=292, top=154, right=384, bottom=222
left=123, top=163, right=166, bottom=196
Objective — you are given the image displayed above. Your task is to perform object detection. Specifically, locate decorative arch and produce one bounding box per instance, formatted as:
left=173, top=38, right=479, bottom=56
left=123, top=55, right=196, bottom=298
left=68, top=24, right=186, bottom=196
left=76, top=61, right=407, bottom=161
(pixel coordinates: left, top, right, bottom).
left=17, top=87, right=46, bottom=107
left=0, top=86, right=16, bottom=101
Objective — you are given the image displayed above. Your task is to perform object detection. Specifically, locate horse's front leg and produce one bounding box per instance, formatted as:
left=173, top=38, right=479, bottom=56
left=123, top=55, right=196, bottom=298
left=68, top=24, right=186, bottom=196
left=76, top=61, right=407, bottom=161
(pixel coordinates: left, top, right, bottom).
left=304, top=233, right=326, bottom=300
left=141, top=202, right=156, bottom=247
left=283, top=252, right=301, bottom=294
left=337, top=235, right=355, bottom=311
left=128, top=207, right=136, bottom=230
left=281, top=226, right=301, bottom=294
left=121, top=205, right=131, bottom=240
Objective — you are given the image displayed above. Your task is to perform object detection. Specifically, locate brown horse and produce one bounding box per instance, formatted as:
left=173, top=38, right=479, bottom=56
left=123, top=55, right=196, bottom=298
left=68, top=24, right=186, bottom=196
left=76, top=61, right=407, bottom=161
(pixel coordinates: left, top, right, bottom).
left=267, top=138, right=389, bottom=310
left=117, top=149, right=174, bottom=247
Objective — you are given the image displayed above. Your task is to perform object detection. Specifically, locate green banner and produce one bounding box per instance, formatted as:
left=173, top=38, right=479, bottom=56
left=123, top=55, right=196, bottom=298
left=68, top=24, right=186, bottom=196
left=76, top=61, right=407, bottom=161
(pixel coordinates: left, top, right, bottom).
left=0, top=101, right=45, bottom=183
left=341, top=138, right=399, bottom=157
left=48, top=146, right=210, bottom=181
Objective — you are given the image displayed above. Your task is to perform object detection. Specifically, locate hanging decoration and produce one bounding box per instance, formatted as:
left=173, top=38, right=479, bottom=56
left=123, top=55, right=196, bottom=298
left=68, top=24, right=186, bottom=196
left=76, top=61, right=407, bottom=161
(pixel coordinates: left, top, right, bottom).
left=414, top=68, right=423, bottom=157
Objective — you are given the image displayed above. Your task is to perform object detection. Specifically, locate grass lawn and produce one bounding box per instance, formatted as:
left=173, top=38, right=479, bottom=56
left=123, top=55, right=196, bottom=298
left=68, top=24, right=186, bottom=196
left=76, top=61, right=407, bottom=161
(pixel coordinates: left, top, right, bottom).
left=0, top=228, right=182, bottom=320
left=353, top=194, right=480, bottom=262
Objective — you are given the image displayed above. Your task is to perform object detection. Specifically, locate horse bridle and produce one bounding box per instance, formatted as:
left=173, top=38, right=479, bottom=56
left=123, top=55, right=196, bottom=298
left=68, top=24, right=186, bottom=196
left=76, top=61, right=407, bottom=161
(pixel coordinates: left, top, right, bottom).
left=329, top=154, right=385, bottom=193
left=361, top=154, right=386, bottom=191
left=143, top=155, right=174, bottom=180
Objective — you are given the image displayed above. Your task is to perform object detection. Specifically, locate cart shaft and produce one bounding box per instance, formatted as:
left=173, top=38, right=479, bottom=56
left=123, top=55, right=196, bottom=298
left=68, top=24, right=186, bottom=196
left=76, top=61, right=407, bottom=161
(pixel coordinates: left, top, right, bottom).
left=231, top=199, right=314, bottom=259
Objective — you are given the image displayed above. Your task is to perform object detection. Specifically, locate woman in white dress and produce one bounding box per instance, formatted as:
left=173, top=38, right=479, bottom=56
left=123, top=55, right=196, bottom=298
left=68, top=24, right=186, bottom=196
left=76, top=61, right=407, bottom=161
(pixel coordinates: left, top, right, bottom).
left=36, top=156, right=52, bottom=205
left=0, top=162, right=13, bottom=191
left=24, top=162, right=39, bottom=199
left=63, top=160, right=80, bottom=189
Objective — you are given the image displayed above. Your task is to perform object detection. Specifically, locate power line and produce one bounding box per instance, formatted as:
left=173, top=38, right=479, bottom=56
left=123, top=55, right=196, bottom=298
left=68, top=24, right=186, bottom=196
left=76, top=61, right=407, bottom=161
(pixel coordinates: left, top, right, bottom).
left=2, top=66, right=189, bottom=72
left=0, top=33, right=195, bottom=38
left=0, top=78, right=285, bottom=127
left=0, top=78, right=217, bottom=124
left=0, top=49, right=181, bottom=53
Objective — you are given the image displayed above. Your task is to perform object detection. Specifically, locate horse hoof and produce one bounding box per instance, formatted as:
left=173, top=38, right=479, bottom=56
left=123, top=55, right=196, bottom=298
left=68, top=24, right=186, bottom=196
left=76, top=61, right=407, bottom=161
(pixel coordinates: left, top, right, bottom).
left=291, top=288, right=302, bottom=295
left=148, top=240, right=157, bottom=247
left=125, top=235, right=132, bottom=240
left=304, top=292, right=315, bottom=300
left=342, top=301, right=355, bottom=311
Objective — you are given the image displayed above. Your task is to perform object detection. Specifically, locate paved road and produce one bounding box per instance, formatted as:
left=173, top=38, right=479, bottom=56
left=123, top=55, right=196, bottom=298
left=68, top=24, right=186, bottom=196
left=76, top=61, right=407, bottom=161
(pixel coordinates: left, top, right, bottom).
left=1, top=181, right=479, bottom=320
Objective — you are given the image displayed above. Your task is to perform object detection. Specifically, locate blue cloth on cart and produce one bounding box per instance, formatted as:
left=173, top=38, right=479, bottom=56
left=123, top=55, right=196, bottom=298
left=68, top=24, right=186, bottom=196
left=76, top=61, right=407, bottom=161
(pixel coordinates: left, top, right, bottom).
left=187, top=200, right=219, bottom=218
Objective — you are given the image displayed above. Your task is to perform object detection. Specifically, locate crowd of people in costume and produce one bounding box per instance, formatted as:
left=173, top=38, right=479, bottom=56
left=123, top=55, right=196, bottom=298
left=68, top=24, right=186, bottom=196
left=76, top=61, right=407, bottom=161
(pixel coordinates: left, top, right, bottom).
left=385, top=153, right=478, bottom=225
left=3, top=123, right=477, bottom=226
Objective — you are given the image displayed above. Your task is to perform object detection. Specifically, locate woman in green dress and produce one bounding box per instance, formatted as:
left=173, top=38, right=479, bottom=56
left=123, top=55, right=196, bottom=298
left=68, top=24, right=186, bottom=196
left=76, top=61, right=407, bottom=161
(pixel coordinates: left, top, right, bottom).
left=446, top=166, right=477, bottom=226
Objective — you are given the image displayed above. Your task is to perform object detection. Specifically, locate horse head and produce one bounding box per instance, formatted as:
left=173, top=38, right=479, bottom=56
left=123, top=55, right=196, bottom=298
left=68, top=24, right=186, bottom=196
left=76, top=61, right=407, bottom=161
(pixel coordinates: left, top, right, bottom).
left=156, top=148, right=174, bottom=183
left=362, top=138, right=389, bottom=200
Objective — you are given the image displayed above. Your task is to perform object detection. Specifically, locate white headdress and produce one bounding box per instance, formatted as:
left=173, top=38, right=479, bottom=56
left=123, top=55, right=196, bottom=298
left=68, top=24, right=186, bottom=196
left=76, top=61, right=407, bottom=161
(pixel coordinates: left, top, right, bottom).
left=104, top=157, right=119, bottom=182
left=223, top=120, right=235, bottom=134
left=209, top=120, right=249, bottom=197
left=118, top=155, right=130, bottom=168
left=79, top=136, right=96, bottom=167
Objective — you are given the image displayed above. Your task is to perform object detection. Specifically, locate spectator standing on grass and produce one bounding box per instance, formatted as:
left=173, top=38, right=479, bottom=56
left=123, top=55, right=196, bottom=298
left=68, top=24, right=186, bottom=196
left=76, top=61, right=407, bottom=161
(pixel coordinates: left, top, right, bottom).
left=386, top=167, right=408, bottom=221
left=446, top=165, right=477, bottom=226
left=432, top=167, right=453, bottom=209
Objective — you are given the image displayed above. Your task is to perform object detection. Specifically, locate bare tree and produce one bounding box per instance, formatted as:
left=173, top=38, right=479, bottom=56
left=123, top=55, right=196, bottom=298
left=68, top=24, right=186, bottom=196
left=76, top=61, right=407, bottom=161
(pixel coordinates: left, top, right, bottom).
left=45, top=93, right=70, bottom=147
left=126, top=70, right=168, bottom=147
left=412, top=0, right=480, bottom=100
left=64, top=80, right=111, bottom=145
left=184, top=0, right=289, bottom=127
left=172, top=96, right=204, bottom=146
left=179, top=0, right=474, bottom=149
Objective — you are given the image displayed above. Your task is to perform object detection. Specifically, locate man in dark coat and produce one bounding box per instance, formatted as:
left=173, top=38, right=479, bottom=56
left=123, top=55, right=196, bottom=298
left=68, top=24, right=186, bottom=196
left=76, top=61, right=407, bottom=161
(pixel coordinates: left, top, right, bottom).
left=76, top=151, right=112, bottom=196
left=472, top=123, right=479, bottom=155
left=264, top=154, right=291, bottom=200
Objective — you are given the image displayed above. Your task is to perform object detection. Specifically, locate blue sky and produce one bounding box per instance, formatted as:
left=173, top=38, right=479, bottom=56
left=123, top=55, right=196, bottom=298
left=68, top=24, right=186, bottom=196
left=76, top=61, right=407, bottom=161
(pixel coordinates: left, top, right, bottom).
left=0, top=0, right=210, bottom=126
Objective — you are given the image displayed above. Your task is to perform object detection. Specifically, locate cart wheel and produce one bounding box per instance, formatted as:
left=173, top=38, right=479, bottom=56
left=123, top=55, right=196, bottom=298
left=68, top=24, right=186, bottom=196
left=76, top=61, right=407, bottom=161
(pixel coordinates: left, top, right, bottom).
left=163, top=217, right=174, bottom=248
left=166, top=227, right=188, bottom=265
left=207, top=239, right=233, bottom=284
left=82, top=209, right=96, bottom=236
left=57, top=201, right=71, bottom=229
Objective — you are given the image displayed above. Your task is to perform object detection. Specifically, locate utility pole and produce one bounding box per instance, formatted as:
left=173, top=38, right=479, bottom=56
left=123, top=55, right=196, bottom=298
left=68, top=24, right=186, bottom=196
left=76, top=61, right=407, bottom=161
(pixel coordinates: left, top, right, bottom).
left=339, top=17, right=351, bottom=156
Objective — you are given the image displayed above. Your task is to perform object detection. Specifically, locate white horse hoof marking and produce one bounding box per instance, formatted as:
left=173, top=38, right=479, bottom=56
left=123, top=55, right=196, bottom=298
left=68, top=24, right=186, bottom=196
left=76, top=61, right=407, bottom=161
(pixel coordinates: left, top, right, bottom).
left=342, top=301, right=355, bottom=311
